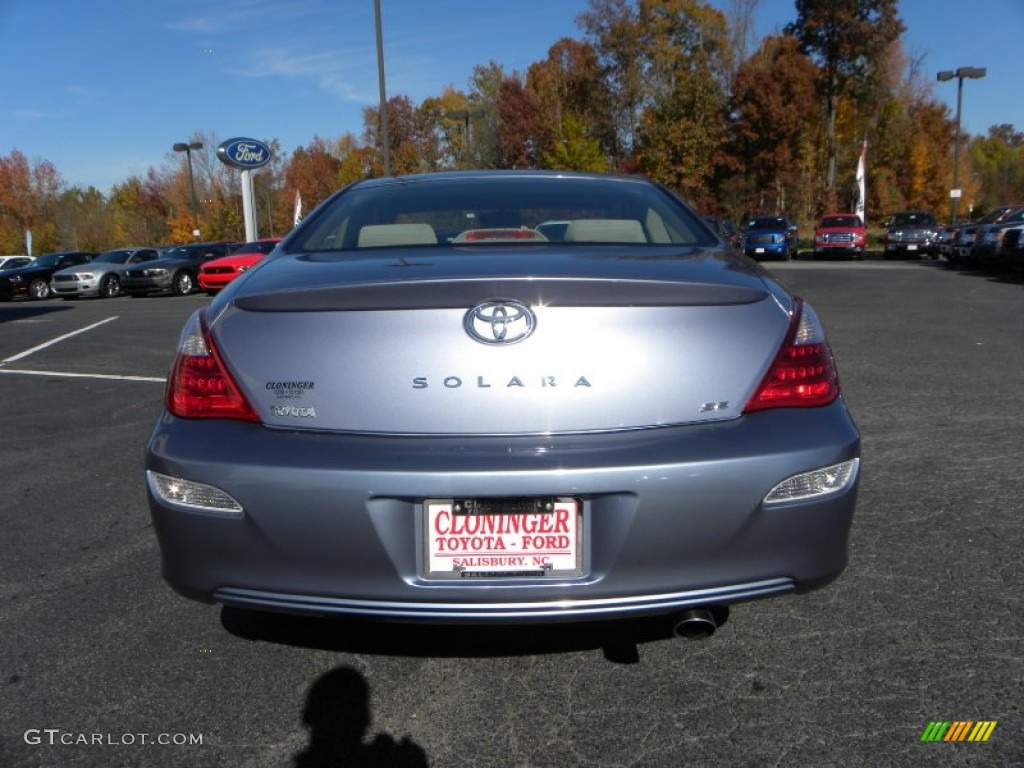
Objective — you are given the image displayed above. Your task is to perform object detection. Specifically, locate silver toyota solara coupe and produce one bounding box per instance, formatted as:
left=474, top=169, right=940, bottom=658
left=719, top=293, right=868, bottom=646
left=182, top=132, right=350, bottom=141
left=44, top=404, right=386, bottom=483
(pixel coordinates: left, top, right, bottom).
left=146, top=171, right=860, bottom=637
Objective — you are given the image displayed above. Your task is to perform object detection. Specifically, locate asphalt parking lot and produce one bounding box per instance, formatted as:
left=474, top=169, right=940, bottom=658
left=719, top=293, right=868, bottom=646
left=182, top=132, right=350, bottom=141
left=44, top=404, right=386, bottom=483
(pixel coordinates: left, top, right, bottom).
left=1, top=261, right=1021, bottom=767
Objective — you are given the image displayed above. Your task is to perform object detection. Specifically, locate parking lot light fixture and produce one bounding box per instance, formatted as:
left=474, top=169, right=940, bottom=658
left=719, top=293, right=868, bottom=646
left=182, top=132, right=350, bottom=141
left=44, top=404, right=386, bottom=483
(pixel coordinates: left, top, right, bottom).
left=936, top=67, right=986, bottom=225
left=173, top=141, right=204, bottom=240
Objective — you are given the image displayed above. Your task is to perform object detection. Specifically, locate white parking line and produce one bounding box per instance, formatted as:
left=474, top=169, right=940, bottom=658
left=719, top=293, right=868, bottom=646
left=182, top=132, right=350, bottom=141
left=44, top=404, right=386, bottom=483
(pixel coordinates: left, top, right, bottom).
left=1, top=316, right=120, bottom=364
left=0, top=315, right=165, bottom=382
left=0, top=368, right=165, bottom=383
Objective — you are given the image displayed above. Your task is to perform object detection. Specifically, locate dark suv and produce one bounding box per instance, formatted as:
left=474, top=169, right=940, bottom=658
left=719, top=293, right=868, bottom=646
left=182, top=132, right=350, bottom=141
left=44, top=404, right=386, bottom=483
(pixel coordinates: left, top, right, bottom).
left=120, top=241, right=236, bottom=297
left=883, top=212, right=939, bottom=258
left=742, top=215, right=798, bottom=260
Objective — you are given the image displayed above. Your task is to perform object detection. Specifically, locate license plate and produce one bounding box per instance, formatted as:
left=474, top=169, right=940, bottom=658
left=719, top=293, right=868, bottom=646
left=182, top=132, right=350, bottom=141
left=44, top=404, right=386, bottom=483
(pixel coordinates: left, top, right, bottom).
left=907, top=244, right=918, bottom=250
left=755, top=247, right=765, bottom=254
left=425, top=497, right=581, bottom=578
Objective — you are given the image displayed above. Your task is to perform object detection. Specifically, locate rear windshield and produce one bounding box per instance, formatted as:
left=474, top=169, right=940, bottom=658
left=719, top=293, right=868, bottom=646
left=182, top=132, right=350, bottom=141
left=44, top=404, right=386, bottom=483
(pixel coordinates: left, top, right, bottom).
left=286, top=175, right=716, bottom=251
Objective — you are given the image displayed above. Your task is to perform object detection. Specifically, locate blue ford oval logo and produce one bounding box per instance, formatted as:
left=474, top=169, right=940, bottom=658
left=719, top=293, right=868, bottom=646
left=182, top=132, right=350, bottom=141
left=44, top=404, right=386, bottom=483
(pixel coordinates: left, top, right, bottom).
left=464, top=300, right=536, bottom=345
left=216, top=138, right=272, bottom=170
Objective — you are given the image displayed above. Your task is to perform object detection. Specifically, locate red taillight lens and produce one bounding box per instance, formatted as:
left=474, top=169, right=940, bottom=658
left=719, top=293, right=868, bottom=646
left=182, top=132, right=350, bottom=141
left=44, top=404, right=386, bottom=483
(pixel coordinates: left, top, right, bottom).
left=744, top=298, right=839, bottom=412
left=166, top=309, right=259, bottom=421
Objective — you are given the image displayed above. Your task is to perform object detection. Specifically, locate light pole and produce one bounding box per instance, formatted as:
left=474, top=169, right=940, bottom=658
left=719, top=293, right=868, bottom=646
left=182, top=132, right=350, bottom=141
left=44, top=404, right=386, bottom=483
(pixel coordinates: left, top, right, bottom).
left=374, top=0, right=391, bottom=176
left=173, top=141, right=203, bottom=240
left=936, top=67, right=986, bottom=224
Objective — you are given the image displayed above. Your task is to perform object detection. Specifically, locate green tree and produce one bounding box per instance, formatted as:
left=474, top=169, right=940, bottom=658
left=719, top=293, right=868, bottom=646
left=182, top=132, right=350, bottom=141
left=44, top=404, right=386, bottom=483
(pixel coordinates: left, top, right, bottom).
left=543, top=113, right=608, bottom=171
left=969, top=125, right=1024, bottom=212
left=466, top=62, right=507, bottom=169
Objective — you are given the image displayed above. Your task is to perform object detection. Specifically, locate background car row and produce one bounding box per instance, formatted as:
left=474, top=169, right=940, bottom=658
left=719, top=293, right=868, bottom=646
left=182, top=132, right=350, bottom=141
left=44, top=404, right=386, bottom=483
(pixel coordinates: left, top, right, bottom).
left=938, top=204, right=1024, bottom=271
left=0, top=239, right=283, bottom=301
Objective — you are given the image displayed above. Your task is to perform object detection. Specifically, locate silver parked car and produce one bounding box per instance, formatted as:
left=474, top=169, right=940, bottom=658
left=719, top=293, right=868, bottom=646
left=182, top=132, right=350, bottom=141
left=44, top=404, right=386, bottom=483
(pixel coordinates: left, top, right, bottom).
left=147, top=171, right=860, bottom=638
left=50, top=247, right=161, bottom=299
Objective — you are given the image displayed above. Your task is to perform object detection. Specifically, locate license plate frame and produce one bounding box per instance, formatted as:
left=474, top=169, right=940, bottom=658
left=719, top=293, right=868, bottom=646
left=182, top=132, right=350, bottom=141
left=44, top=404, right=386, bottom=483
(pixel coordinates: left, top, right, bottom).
left=424, top=497, right=582, bottom=579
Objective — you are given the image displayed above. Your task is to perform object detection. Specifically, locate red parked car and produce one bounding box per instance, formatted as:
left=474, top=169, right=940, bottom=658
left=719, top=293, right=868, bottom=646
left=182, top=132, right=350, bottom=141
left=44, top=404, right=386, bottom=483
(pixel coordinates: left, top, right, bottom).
left=813, top=214, right=866, bottom=260
left=198, top=238, right=282, bottom=294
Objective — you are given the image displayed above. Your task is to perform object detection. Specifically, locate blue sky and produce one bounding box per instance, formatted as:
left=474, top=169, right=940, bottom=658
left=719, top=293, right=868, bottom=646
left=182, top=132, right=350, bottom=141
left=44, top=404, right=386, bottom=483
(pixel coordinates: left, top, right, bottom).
left=1, top=0, right=1021, bottom=193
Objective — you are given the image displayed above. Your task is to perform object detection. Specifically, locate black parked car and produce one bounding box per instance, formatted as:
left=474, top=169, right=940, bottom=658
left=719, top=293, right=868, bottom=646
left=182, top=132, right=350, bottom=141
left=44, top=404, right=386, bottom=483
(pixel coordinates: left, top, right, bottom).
left=0, top=251, right=96, bottom=301
left=120, top=241, right=237, bottom=297
left=883, top=212, right=938, bottom=258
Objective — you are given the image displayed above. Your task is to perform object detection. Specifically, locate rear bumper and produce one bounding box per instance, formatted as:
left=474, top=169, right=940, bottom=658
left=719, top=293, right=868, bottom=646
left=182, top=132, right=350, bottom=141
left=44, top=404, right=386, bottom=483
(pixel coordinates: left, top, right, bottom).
left=147, top=401, right=860, bottom=624
left=212, top=578, right=799, bottom=622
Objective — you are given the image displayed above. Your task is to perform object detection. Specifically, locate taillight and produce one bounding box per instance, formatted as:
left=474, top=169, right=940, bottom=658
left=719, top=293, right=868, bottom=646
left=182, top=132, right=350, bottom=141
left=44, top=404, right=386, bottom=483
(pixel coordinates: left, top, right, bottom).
left=744, top=298, right=839, bottom=412
left=166, top=309, right=259, bottom=421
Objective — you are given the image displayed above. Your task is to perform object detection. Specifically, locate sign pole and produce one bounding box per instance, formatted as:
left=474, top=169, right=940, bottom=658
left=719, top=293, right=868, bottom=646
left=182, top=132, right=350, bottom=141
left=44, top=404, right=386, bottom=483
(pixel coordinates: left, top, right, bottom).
left=241, top=169, right=258, bottom=242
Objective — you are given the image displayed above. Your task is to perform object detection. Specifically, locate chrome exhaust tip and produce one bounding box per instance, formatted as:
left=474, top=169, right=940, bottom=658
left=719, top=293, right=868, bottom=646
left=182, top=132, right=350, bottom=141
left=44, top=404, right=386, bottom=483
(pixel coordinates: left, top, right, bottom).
left=671, top=608, right=718, bottom=640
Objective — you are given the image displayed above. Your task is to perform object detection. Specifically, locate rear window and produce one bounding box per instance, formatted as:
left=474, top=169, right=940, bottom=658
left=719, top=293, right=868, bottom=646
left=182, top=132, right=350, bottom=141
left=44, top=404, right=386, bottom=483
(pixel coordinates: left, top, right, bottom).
left=286, top=175, right=715, bottom=251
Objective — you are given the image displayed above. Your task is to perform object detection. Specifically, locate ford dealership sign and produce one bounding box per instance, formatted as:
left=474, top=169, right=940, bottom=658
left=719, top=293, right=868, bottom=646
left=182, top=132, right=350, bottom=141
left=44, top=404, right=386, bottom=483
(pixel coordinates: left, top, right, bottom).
left=217, top=138, right=272, bottom=170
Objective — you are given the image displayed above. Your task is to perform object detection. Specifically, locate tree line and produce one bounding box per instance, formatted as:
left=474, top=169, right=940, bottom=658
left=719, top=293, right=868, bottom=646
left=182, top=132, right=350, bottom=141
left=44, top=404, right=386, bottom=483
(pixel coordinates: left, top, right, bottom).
left=2, top=0, right=1022, bottom=255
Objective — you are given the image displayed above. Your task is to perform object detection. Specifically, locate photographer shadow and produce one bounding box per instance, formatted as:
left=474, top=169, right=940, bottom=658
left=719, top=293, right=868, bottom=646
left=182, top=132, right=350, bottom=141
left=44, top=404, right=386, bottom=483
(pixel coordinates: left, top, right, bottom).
left=292, top=666, right=428, bottom=768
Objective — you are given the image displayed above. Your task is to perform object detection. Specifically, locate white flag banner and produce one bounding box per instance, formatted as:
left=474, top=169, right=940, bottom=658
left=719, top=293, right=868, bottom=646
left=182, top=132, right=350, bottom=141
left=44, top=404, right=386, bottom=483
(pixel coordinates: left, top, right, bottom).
left=293, top=190, right=303, bottom=227
left=855, top=141, right=866, bottom=223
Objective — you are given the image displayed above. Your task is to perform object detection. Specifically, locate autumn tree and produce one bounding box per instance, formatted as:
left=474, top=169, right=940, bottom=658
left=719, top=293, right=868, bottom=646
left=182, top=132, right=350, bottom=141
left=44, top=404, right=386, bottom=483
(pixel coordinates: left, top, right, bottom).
left=363, top=95, right=445, bottom=176
left=334, top=133, right=376, bottom=187
left=55, top=187, right=111, bottom=251
left=284, top=136, right=343, bottom=211
left=496, top=78, right=546, bottom=168
left=421, top=87, right=474, bottom=171
left=0, top=149, right=64, bottom=253
left=632, top=0, right=732, bottom=205
left=578, top=0, right=646, bottom=166
left=729, top=35, right=819, bottom=216
left=786, top=0, right=905, bottom=203
left=108, top=171, right=169, bottom=246
left=526, top=38, right=614, bottom=166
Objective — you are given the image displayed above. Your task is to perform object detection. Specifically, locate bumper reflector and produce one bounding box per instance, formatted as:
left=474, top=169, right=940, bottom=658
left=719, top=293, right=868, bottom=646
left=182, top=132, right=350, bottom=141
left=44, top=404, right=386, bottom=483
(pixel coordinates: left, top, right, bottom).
left=147, top=471, right=243, bottom=515
left=763, top=459, right=859, bottom=504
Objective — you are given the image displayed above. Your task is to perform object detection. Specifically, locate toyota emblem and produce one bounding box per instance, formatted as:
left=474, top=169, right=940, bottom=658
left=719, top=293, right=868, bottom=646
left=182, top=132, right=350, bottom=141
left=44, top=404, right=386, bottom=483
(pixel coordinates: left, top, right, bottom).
left=464, top=300, right=536, bottom=345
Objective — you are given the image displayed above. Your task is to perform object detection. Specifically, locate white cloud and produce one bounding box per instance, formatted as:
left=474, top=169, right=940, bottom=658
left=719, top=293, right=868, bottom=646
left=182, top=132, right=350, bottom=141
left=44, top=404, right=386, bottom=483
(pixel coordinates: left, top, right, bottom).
left=227, top=46, right=375, bottom=103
